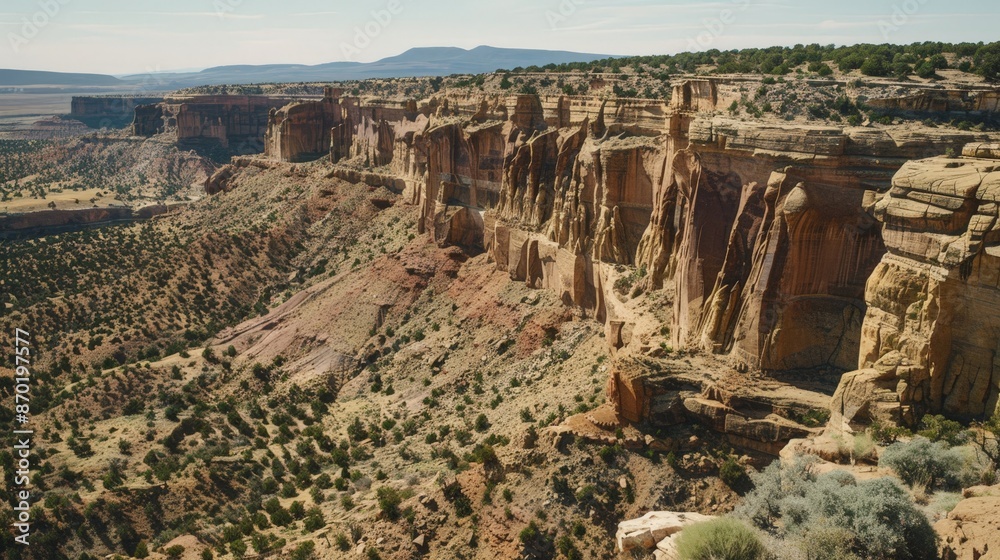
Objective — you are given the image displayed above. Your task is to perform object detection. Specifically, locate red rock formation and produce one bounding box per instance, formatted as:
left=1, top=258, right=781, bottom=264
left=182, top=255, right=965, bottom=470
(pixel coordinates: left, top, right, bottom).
left=255, top=81, right=1000, bottom=435
left=867, top=88, right=1000, bottom=114
left=71, top=96, right=163, bottom=128
left=141, top=95, right=292, bottom=149
left=832, top=145, right=1000, bottom=427
left=264, top=90, right=342, bottom=162
left=131, top=104, right=164, bottom=136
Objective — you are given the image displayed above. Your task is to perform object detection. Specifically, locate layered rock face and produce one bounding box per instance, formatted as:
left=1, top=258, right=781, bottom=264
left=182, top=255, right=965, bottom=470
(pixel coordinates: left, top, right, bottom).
left=832, top=143, right=1000, bottom=428
left=253, top=79, right=1000, bottom=433
left=867, top=88, right=1000, bottom=114
left=135, top=95, right=292, bottom=150
left=70, top=96, right=163, bottom=128
left=131, top=104, right=164, bottom=136
left=637, top=118, right=997, bottom=373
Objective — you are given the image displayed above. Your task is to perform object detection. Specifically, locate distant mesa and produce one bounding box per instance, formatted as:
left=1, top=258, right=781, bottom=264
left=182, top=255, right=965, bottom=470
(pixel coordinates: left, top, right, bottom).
left=0, top=68, right=124, bottom=86
left=3, top=47, right=614, bottom=89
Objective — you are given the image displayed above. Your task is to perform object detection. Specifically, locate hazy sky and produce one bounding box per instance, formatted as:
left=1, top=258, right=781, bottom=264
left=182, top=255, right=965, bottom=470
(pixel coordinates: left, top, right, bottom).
left=2, top=0, right=998, bottom=75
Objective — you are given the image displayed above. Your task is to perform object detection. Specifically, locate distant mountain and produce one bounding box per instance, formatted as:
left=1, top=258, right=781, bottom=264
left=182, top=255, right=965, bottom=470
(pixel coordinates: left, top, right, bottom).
left=118, top=46, right=613, bottom=89
left=0, top=69, right=124, bottom=86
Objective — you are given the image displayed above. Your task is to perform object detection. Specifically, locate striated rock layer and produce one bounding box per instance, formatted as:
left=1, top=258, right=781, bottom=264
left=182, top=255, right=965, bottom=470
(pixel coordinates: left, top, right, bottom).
left=254, top=79, right=1000, bottom=431
left=832, top=143, right=1000, bottom=428
left=71, top=96, right=163, bottom=128
left=134, top=95, right=293, bottom=150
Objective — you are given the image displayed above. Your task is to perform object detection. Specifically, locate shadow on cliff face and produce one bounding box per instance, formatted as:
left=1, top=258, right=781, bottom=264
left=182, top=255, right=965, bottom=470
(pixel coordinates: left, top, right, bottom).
left=181, top=137, right=266, bottom=164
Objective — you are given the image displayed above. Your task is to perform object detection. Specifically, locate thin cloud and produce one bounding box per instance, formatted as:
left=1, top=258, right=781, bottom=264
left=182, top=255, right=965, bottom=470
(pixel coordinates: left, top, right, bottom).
left=74, top=10, right=264, bottom=20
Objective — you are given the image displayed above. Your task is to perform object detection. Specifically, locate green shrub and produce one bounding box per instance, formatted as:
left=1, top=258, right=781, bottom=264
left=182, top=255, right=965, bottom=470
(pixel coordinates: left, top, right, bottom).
left=736, top=458, right=938, bottom=560
left=269, top=507, right=292, bottom=527
left=290, top=541, right=316, bottom=560
left=918, top=415, right=969, bottom=446
left=675, top=518, right=767, bottom=560
left=719, top=457, right=748, bottom=489
left=334, top=533, right=350, bottom=551
left=443, top=480, right=473, bottom=517
left=474, top=413, right=490, bottom=432
left=798, top=525, right=860, bottom=560
left=376, top=486, right=402, bottom=521
left=879, top=437, right=963, bottom=489
left=304, top=507, right=325, bottom=531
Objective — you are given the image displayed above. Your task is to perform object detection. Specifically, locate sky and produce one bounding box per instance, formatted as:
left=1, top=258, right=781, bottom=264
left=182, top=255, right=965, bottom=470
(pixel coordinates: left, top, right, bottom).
left=1, top=0, right=998, bottom=75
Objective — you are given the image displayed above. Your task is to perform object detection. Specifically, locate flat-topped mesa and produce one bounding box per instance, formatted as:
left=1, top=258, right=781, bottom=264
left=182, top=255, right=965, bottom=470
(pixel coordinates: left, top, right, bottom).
left=134, top=95, right=293, bottom=150
left=831, top=143, right=1000, bottom=428
left=71, top=96, right=163, bottom=128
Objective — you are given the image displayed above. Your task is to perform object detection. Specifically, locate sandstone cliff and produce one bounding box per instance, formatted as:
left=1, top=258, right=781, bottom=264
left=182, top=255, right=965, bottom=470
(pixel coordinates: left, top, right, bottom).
left=251, top=79, right=1000, bottom=437
left=133, top=95, right=293, bottom=150
left=832, top=142, right=1000, bottom=429
left=71, top=96, right=163, bottom=128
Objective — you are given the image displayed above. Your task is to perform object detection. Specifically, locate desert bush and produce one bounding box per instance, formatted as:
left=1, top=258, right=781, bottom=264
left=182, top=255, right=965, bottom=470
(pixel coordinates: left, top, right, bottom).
left=736, top=458, right=938, bottom=560
left=289, top=541, right=315, bottom=560
left=304, top=507, right=325, bottom=531
left=269, top=507, right=292, bottom=527
left=852, top=431, right=877, bottom=463
left=969, top=414, right=1000, bottom=476
left=376, top=486, right=402, bottom=520
left=334, top=533, right=350, bottom=551
left=675, top=518, right=768, bottom=560
left=879, top=437, right=963, bottom=489
left=719, top=456, right=749, bottom=489
left=918, top=415, right=969, bottom=446
left=443, top=480, right=473, bottom=517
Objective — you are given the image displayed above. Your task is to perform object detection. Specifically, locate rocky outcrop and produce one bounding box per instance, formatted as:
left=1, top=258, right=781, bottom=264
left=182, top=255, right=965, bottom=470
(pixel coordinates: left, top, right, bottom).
left=71, top=96, right=163, bottom=128
left=264, top=88, right=347, bottom=162
left=0, top=205, right=180, bottom=238
left=935, top=485, right=1000, bottom=560
left=832, top=146, right=1000, bottom=428
left=616, top=511, right=715, bottom=554
left=638, top=119, right=996, bottom=374
left=137, top=95, right=293, bottom=150
left=203, top=156, right=285, bottom=195
left=131, top=104, right=164, bottom=136
left=867, top=88, right=1000, bottom=115
left=252, top=80, right=1000, bottom=439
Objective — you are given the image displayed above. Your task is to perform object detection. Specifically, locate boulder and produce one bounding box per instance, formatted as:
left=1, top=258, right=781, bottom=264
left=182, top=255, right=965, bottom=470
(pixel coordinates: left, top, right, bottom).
left=615, top=511, right=715, bottom=553
left=934, top=484, right=1000, bottom=560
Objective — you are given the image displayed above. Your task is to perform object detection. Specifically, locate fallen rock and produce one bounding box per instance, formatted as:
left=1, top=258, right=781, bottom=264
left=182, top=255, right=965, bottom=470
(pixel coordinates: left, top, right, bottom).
left=616, top=511, right=716, bottom=553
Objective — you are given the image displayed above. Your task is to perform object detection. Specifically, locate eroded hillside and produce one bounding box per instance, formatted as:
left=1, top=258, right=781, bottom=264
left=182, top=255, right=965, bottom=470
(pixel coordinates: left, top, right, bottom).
left=2, top=67, right=1000, bottom=559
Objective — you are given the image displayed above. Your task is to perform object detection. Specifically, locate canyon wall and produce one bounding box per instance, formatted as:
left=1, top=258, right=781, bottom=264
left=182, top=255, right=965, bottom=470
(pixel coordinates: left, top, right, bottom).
left=252, top=79, right=1000, bottom=430
left=71, top=96, right=163, bottom=128
left=832, top=142, right=1000, bottom=428
left=0, top=204, right=180, bottom=238
left=133, top=95, right=294, bottom=150
left=866, top=88, right=1000, bottom=114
